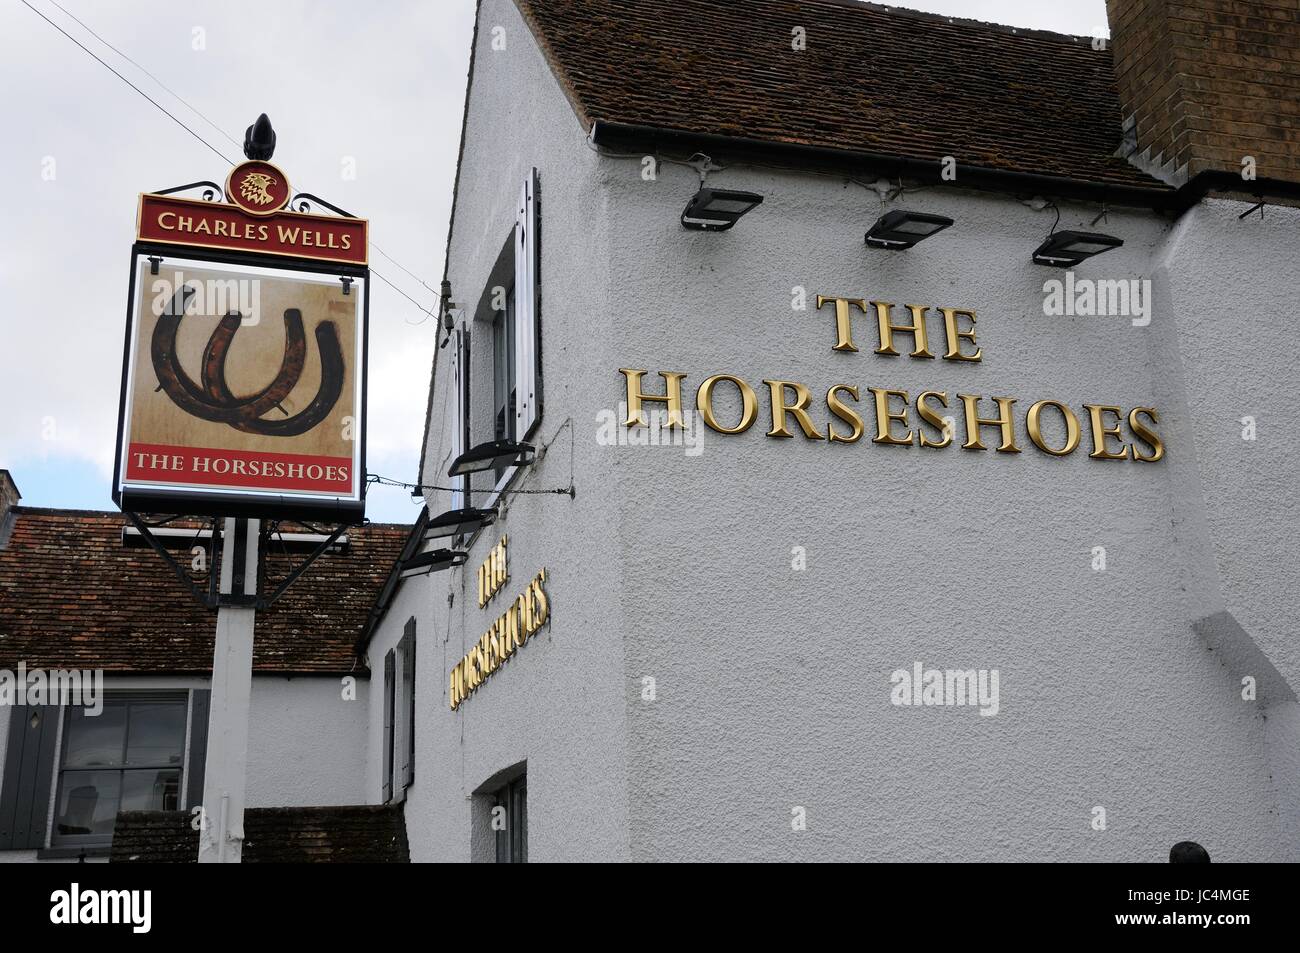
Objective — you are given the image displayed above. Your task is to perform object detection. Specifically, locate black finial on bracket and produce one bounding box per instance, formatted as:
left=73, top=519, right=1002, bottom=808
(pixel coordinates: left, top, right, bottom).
left=244, top=114, right=276, bottom=161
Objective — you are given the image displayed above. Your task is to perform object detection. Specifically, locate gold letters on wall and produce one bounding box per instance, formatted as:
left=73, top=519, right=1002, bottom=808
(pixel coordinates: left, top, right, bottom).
left=618, top=293, right=1164, bottom=463
left=451, top=534, right=550, bottom=710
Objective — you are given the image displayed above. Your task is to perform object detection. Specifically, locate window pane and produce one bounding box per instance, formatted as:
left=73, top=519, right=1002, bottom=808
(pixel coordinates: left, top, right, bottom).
left=495, top=793, right=510, bottom=863
left=62, top=704, right=126, bottom=768
left=125, top=701, right=187, bottom=766
left=122, top=769, right=182, bottom=812
left=512, top=779, right=527, bottom=864
left=493, top=288, right=518, bottom=445
left=55, top=770, right=121, bottom=837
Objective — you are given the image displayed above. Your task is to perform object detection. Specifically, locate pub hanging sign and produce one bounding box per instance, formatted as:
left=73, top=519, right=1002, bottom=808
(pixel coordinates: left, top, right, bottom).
left=112, top=115, right=369, bottom=522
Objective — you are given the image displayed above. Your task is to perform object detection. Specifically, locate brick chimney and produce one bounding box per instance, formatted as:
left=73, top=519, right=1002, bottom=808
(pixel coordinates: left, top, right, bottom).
left=1105, top=0, right=1300, bottom=186
left=0, top=469, right=20, bottom=549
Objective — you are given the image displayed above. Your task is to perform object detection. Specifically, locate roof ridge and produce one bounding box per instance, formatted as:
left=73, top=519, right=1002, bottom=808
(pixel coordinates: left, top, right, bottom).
left=796, top=0, right=1105, bottom=45
left=8, top=505, right=414, bottom=530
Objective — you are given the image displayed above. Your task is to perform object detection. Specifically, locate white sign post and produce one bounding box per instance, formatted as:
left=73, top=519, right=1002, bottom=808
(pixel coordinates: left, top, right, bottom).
left=198, top=517, right=259, bottom=863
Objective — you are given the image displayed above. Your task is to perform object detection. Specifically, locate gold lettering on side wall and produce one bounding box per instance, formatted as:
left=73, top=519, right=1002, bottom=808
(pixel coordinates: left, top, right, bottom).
left=619, top=368, right=686, bottom=428
left=916, top=390, right=952, bottom=449
left=959, top=394, right=1021, bottom=453
left=697, top=374, right=758, bottom=435
left=451, top=566, right=550, bottom=710
left=1026, top=400, right=1081, bottom=456
left=763, top=380, right=825, bottom=440
left=477, top=535, right=509, bottom=608
left=612, top=291, right=1167, bottom=466
left=869, top=388, right=915, bottom=446
left=873, top=302, right=935, bottom=359
left=815, top=295, right=868, bottom=352
left=1084, top=404, right=1130, bottom=461
left=1128, top=408, right=1164, bottom=463
left=826, top=385, right=864, bottom=444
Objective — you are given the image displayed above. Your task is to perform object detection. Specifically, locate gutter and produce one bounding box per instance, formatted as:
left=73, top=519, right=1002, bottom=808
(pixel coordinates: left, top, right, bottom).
left=590, top=119, right=1300, bottom=214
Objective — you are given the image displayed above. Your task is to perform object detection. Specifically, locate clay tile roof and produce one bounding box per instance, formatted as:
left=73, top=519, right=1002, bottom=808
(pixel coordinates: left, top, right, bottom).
left=516, top=0, right=1165, bottom=189
left=0, top=509, right=409, bottom=675
left=110, top=805, right=410, bottom=862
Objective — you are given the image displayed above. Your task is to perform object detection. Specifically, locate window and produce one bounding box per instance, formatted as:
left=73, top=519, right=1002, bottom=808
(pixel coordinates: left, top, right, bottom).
left=450, top=168, right=541, bottom=508
left=493, top=285, right=517, bottom=482
left=52, top=694, right=187, bottom=847
left=494, top=774, right=527, bottom=864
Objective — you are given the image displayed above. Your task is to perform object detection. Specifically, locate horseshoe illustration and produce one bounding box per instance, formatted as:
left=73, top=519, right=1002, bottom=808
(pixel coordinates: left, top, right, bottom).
left=150, top=285, right=344, bottom=437
left=200, top=308, right=307, bottom=418
left=225, top=320, right=345, bottom=437
left=152, top=286, right=251, bottom=423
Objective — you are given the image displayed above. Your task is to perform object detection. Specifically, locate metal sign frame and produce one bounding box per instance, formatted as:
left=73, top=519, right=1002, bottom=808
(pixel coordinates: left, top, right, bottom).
left=111, top=232, right=370, bottom=524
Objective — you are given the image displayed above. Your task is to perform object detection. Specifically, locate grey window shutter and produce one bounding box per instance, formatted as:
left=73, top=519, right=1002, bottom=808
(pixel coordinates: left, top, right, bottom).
left=186, top=690, right=211, bottom=811
left=382, top=650, right=395, bottom=802
left=0, top=705, right=59, bottom=850
left=401, top=618, right=416, bottom=789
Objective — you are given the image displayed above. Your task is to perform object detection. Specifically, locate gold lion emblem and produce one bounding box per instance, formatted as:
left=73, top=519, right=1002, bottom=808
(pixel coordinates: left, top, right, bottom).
left=239, top=171, right=277, bottom=206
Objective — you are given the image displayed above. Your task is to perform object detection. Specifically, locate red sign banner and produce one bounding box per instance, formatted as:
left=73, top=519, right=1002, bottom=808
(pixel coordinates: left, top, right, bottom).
left=125, top=442, right=354, bottom=495
left=137, top=193, right=368, bottom=265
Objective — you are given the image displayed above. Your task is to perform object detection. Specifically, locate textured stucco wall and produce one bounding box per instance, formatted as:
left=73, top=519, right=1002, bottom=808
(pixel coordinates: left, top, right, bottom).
left=392, top=0, right=631, bottom=862
left=1154, top=200, right=1300, bottom=688
left=246, top=676, right=368, bottom=808
left=381, top=0, right=1298, bottom=861
left=599, top=165, right=1294, bottom=861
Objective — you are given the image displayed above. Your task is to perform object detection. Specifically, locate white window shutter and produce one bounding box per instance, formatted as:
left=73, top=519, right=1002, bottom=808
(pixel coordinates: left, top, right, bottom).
left=514, top=168, right=540, bottom=439
left=450, top=324, right=468, bottom=510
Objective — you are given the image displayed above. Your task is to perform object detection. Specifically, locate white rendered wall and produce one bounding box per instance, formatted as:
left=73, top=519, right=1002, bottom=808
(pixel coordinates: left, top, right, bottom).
left=246, top=676, right=368, bottom=808
left=401, top=0, right=631, bottom=863
left=385, top=0, right=1298, bottom=862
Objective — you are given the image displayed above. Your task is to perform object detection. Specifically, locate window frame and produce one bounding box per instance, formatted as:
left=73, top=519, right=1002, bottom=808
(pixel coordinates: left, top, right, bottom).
left=50, top=691, right=191, bottom=849
left=493, top=774, right=527, bottom=864
left=453, top=168, right=542, bottom=516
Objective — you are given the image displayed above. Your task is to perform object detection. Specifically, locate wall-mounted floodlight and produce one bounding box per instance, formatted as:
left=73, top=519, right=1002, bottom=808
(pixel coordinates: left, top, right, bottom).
left=399, top=548, right=468, bottom=580
left=865, top=210, right=954, bottom=249
left=1032, top=230, right=1123, bottom=267
left=423, top=506, right=496, bottom=541
left=448, top=439, right=535, bottom=477
left=681, top=188, right=764, bottom=231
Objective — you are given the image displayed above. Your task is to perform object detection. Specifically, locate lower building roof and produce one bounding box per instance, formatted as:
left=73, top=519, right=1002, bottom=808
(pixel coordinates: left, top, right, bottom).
left=0, top=509, right=408, bottom=675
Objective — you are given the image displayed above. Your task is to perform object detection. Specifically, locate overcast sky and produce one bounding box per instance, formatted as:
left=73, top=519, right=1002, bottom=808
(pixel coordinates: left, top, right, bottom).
left=0, top=0, right=1109, bottom=524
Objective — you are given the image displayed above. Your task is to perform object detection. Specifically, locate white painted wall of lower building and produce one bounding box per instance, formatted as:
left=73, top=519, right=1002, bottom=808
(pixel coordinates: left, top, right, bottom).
left=246, top=676, right=369, bottom=808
